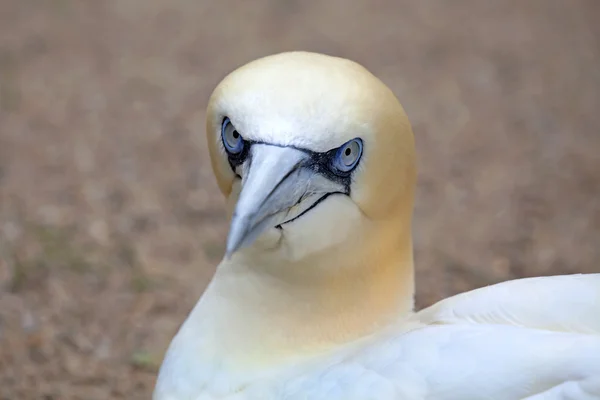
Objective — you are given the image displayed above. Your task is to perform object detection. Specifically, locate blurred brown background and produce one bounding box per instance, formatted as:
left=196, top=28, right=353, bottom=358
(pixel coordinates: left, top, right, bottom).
left=0, top=1, right=599, bottom=398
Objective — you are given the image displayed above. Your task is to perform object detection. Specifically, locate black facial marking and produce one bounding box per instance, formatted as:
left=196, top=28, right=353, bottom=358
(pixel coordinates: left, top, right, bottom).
left=221, top=118, right=362, bottom=212
left=226, top=141, right=251, bottom=171
left=275, top=191, right=345, bottom=228
left=227, top=139, right=357, bottom=193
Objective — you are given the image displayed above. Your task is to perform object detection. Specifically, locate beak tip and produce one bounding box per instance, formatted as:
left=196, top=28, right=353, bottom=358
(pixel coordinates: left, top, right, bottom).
left=224, top=244, right=235, bottom=259
left=224, top=233, right=242, bottom=260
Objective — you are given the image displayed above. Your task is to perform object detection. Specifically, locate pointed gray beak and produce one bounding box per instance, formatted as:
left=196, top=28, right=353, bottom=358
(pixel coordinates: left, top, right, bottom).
left=225, top=144, right=345, bottom=257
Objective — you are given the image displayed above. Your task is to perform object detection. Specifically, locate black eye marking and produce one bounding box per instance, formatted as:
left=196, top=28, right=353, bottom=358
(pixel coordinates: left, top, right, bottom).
left=227, top=143, right=251, bottom=171
left=221, top=117, right=363, bottom=195
left=222, top=117, right=251, bottom=170
left=299, top=139, right=363, bottom=194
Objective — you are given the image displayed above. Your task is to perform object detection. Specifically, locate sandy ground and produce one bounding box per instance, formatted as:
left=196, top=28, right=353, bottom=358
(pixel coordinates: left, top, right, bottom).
left=0, top=1, right=599, bottom=398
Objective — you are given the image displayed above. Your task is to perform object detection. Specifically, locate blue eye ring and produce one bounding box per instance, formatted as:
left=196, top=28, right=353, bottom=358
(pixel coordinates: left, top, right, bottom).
left=221, top=117, right=245, bottom=154
left=331, top=138, right=363, bottom=173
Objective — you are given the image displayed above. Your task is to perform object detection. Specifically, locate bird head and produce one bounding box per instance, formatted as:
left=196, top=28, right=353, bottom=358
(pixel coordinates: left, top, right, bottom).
left=206, top=52, right=416, bottom=265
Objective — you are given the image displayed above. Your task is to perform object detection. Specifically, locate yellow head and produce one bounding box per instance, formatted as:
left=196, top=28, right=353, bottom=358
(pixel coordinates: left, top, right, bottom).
left=206, top=51, right=416, bottom=266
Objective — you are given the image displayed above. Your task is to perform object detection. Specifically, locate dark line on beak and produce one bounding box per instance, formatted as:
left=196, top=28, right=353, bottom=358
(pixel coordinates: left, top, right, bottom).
left=256, top=158, right=306, bottom=211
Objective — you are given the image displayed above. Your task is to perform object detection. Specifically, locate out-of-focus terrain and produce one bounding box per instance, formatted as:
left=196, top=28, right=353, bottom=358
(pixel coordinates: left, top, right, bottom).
left=0, top=1, right=599, bottom=398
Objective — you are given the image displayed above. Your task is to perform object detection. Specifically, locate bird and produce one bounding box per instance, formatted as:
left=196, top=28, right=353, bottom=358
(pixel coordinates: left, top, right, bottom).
left=153, top=51, right=600, bottom=400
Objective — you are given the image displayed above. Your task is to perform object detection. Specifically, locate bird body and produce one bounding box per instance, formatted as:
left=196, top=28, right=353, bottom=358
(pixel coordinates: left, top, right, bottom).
left=156, top=273, right=600, bottom=400
left=153, top=52, right=600, bottom=400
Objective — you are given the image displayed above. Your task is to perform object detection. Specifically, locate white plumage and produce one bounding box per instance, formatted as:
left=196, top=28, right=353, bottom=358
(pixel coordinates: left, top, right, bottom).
left=153, top=52, right=600, bottom=400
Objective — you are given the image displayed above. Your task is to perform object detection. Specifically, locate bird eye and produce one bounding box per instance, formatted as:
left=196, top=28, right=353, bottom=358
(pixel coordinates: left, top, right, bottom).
left=332, top=138, right=363, bottom=173
left=221, top=118, right=244, bottom=154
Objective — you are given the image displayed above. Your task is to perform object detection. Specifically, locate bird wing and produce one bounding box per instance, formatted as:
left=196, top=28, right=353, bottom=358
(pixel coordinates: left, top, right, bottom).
left=277, top=323, right=600, bottom=400
left=350, top=273, right=600, bottom=399
left=292, top=273, right=600, bottom=400
left=416, top=273, right=600, bottom=335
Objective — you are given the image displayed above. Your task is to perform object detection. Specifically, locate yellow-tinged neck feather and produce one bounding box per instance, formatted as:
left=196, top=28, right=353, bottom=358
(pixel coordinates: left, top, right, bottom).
left=177, top=220, right=414, bottom=369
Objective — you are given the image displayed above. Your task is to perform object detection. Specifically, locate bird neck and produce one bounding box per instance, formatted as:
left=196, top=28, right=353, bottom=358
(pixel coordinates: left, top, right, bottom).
left=177, top=226, right=415, bottom=370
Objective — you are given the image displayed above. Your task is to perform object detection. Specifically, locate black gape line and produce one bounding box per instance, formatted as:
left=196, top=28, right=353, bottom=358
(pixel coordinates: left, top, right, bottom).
left=221, top=117, right=364, bottom=196
left=275, top=191, right=343, bottom=228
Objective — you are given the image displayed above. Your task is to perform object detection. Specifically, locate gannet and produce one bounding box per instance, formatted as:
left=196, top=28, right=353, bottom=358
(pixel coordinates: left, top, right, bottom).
left=154, top=51, right=600, bottom=400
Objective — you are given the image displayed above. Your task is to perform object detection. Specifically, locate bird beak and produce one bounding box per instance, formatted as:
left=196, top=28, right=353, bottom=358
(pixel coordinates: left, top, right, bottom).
left=225, top=144, right=343, bottom=257
left=225, top=144, right=308, bottom=257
